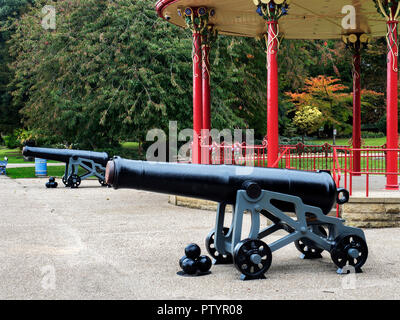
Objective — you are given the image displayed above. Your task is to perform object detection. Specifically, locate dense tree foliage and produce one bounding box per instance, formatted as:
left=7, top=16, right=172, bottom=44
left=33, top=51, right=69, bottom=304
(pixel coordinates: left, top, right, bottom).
left=6, top=0, right=273, bottom=148
left=286, top=76, right=352, bottom=135
left=0, top=0, right=391, bottom=149
left=0, top=0, right=32, bottom=135
left=293, top=105, right=322, bottom=143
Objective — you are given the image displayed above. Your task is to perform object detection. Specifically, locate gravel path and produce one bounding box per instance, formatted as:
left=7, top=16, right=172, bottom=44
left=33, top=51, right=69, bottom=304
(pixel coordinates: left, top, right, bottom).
left=0, top=176, right=399, bottom=299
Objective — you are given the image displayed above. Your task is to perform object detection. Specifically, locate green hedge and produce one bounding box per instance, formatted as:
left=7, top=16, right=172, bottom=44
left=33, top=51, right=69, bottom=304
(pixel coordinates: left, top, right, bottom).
left=361, top=131, right=385, bottom=139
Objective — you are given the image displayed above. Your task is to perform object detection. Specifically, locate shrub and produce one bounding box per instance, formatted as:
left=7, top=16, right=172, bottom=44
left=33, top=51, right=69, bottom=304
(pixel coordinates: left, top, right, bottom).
left=96, top=146, right=145, bottom=160
left=279, top=136, right=316, bottom=145
left=361, top=131, right=385, bottom=139
left=3, top=131, right=20, bottom=149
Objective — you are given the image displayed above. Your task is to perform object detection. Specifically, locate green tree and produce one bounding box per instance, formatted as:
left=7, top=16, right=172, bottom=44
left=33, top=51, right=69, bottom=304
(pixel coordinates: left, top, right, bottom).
left=286, top=75, right=351, bottom=136
left=4, top=0, right=393, bottom=149
left=293, top=105, right=323, bottom=142
left=0, top=0, right=32, bottom=135
left=8, top=0, right=267, bottom=148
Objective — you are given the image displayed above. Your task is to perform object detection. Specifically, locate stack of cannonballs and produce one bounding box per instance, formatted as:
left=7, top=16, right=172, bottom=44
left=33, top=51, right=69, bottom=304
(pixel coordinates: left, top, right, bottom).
left=178, top=243, right=212, bottom=276
left=45, top=177, right=58, bottom=188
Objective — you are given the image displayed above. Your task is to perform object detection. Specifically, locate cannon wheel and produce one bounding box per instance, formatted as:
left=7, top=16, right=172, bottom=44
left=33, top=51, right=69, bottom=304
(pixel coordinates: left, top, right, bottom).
left=205, top=227, right=233, bottom=264
left=62, top=176, right=70, bottom=187
left=233, top=239, right=272, bottom=280
left=98, top=178, right=109, bottom=187
left=330, top=234, right=368, bottom=273
left=67, top=174, right=81, bottom=188
left=294, top=225, right=327, bottom=259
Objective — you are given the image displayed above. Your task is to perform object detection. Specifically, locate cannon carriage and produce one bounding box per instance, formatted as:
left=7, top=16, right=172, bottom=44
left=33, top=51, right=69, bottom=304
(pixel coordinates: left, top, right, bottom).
left=22, top=146, right=110, bottom=188
left=105, top=157, right=368, bottom=280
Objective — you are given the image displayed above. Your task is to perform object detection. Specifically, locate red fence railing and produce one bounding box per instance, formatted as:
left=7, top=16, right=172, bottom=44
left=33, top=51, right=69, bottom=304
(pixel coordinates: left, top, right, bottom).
left=202, top=142, right=350, bottom=169
left=334, top=147, right=400, bottom=197
left=194, top=142, right=399, bottom=197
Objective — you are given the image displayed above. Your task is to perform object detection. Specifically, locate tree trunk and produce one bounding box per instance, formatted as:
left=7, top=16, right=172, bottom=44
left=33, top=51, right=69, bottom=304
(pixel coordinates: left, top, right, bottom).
left=138, top=140, right=143, bottom=156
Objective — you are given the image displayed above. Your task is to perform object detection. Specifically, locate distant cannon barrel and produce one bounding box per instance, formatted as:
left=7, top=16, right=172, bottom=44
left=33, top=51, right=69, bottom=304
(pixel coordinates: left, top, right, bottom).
left=23, top=146, right=110, bottom=188
left=106, top=157, right=346, bottom=215
left=22, top=146, right=109, bottom=167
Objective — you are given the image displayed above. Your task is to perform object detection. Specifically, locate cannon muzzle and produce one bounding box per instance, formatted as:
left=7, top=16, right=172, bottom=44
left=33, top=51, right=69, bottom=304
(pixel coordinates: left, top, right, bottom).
left=22, top=146, right=109, bottom=166
left=106, top=157, right=347, bottom=214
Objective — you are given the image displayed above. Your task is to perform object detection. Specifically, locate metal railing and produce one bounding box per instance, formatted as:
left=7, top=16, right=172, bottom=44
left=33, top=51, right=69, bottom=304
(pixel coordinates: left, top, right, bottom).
left=334, top=146, right=400, bottom=197
left=197, top=142, right=400, bottom=198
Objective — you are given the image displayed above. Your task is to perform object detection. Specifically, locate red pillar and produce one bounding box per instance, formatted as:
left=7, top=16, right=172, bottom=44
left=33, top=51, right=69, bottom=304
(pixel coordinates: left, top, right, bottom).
left=192, top=31, right=203, bottom=164
left=201, top=42, right=211, bottom=164
left=386, top=20, right=399, bottom=190
left=202, top=43, right=211, bottom=133
left=266, top=20, right=279, bottom=168
left=352, top=48, right=361, bottom=175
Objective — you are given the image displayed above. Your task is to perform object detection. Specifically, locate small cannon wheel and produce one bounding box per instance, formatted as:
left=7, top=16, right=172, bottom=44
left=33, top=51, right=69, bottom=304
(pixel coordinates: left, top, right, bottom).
left=294, top=226, right=327, bottom=259
left=98, top=178, right=108, bottom=187
left=330, top=234, right=368, bottom=273
left=233, top=239, right=272, bottom=280
left=62, top=176, right=70, bottom=187
left=67, top=174, right=81, bottom=188
left=205, top=227, right=233, bottom=264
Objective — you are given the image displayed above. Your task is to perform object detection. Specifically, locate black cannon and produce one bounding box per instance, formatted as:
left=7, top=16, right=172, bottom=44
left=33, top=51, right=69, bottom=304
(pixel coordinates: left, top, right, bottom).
left=106, top=158, right=368, bottom=280
left=22, top=146, right=110, bottom=188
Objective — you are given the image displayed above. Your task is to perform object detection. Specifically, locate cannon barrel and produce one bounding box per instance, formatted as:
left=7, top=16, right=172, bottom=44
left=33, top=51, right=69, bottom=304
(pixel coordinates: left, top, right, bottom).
left=106, top=157, right=344, bottom=215
left=22, top=146, right=109, bottom=166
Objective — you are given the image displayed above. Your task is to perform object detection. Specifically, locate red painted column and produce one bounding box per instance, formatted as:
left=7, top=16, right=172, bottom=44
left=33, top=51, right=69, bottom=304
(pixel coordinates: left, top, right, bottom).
left=386, top=20, right=399, bottom=190
left=201, top=41, right=211, bottom=164
left=352, top=48, right=361, bottom=175
left=192, top=31, right=203, bottom=164
left=202, top=43, right=211, bottom=133
left=266, top=20, right=279, bottom=168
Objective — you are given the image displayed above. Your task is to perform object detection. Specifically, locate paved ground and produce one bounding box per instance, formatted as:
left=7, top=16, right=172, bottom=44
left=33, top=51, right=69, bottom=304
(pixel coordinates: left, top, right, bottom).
left=340, top=174, right=400, bottom=198
left=0, top=175, right=399, bottom=300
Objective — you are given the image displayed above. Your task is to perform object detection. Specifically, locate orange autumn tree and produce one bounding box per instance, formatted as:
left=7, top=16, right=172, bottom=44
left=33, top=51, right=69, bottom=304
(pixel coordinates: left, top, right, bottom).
left=285, top=75, right=351, bottom=136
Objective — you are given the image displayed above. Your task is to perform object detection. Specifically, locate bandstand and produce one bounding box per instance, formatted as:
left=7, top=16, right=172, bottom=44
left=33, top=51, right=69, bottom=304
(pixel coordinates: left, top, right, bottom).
left=156, top=0, right=400, bottom=195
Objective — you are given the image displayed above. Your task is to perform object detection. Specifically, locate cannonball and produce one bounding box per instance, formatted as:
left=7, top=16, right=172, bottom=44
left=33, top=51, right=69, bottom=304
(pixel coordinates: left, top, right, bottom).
left=179, top=255, right=187, bottom=269
left=181, top=258, right=197, bottom=275
left=196, top=255, right=212, bottom=272
left=184, top=243, right=201, bottom=259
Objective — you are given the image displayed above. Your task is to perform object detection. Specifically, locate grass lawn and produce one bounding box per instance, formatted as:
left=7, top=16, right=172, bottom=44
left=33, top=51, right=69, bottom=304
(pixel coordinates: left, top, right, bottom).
left=5, top=165, right=93, bottom=179
left=1, top=142, right=141, bottom=179
left=121, top=141, right=139, bottom=149
left=1, top=142, right=141, bottom=164
left=0, top=147, right=28, bottom=164
left=0, top=147, right=59, bottom=164
left=6, top=166, right=66, bottom=179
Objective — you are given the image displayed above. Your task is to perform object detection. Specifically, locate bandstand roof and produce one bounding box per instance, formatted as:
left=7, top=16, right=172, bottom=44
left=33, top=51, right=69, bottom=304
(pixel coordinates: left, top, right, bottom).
left=156, top=0, right=387, bottom=39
